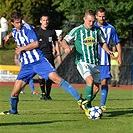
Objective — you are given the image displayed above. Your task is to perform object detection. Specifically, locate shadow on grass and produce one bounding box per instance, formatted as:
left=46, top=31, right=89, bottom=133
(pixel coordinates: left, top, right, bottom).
left=104, top=108, right=133, bottom=117
left=0, top=119, right=78, bottom=126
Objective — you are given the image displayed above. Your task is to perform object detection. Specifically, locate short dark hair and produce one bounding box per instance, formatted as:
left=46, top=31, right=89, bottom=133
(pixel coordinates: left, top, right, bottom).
left=40, top=13, right=50, bottom=20
left=96, top=7, right=106, bottom=15
left=10, top=12, right=23, bottom=22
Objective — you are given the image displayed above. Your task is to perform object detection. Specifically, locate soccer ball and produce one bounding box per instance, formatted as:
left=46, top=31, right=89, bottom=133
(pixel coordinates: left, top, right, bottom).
left=88, top=106, right=103, bottom=120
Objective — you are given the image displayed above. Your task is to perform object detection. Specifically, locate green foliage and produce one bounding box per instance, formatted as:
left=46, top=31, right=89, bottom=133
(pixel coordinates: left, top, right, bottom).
left=0, top=0, right=132, bottom=44
left=52, top=0, right=133, bottom=44
left=0, top=86, right=132, bottom=133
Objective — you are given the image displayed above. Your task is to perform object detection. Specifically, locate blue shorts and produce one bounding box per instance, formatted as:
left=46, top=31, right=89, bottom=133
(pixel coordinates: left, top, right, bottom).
left=17, top=58, right=56, bottom=83
left=100, top=65, right=112, bottom=81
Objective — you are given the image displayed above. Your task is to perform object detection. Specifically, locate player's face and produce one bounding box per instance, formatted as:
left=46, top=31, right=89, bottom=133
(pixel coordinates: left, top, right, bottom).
left=11, top=19, right=23, bottom=31
left=84, top=14, right=95, bottom=29
left=40, top=16, right=49, bottom=29
left=96, top=11, right=106, bottom=26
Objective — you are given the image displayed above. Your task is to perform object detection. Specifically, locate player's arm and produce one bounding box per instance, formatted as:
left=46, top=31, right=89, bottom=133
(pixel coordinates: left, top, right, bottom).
left=61, top=40, right=72, bottom=54
left=116, top=43, right=122, bottom=66
left=15, top=41, right=39, bottom=55
left=14, top=54, right=20, bottom=66
left=55, top=41, right=62, bottom=63
left=101, top=43, right=114, bottom=56
left=98, top=29, right=113, bottom=55
left=3, top=32, right=12, bottom=42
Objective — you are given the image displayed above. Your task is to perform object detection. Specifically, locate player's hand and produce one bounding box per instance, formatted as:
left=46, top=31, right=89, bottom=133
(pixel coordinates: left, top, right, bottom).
left=15, top=47, right=22, bottom=55
left=57, top=56, right=62, bottom=64
left=108, top=51, right=114, bottom=56
left=117, top=56, right=122, bottom=66
left=65, top=46, right=72, bottom=54
left=3, top=35, right=9, bottom=42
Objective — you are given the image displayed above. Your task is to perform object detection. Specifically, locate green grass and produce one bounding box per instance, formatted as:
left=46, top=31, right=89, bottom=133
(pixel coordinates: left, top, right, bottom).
left=0, top=86, right=133, bottom=133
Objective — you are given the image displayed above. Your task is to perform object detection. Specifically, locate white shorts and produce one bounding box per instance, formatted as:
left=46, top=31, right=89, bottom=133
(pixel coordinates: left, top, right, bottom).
left=77, top=61, right=100, bottom=83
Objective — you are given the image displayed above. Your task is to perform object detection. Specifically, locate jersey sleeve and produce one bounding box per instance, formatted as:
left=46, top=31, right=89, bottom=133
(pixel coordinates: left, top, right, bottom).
left=52, top=30, right=58, bottom=42
left=24, top=24, right=38, bottom=43
left=63, top=27, right=77, bottom=43
left=97, top=29, right=106, bottom=44
left=111, top=27, right=120, bottom=44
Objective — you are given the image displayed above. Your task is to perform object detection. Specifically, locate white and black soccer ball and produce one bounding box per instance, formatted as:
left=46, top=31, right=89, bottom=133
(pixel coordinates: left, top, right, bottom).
left=89, top=106, right=103, bottom=120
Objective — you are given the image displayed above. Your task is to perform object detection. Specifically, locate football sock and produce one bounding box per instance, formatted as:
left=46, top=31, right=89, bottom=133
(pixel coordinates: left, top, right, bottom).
left=10, top=95, right=18, bottom=114
left=38, top=78, right=46, bottom=94
left=85, top=85, right=93, bottom=109
left=91, top=94, right=96, bottom=101
left=46, top=79, right=52, bottom=96
left=85, top=85, right=93, bottom=101
left=29, top=78, right=34, bottom=93
left=101, top=85, right=108, bottom=106
left=59, top=79, right=80, bottom=101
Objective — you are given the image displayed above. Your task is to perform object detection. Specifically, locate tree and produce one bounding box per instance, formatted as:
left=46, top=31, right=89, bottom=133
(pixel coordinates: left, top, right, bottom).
left=52, top=0, right=133, bottom=45
left=0, top=0, right=64, bottom=29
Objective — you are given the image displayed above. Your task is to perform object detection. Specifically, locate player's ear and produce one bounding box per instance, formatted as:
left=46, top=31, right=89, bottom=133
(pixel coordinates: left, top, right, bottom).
left=40, top=20, right=42, bottom=24
left=83, top=16, right=85, bottom=21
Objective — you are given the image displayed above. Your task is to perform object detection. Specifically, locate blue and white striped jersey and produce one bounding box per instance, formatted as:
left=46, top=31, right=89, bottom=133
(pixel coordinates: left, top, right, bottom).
left=12, top=24, right=44, bottom=66
left=94, top=22, right=120, bottom=65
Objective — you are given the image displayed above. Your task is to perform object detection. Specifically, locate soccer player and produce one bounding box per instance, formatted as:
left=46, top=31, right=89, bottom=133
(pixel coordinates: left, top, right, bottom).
left=94, top=7, right=122, bottom=110
left=0, top=12, right=82, bottom=115
left=61, top=9, right=113, bottom=116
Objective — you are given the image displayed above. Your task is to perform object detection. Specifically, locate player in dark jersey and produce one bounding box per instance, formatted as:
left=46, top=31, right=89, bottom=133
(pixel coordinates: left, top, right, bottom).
left=35, top=13, right=62, bottom=100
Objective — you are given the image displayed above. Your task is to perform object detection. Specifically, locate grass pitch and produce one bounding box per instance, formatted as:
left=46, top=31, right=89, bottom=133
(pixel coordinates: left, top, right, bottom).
left=0, top=85, right=133, bottom=133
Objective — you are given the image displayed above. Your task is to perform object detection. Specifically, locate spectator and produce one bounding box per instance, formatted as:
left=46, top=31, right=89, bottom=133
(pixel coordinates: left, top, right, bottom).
left=110, top=46, right=120, bottom=87
left=0, top=13, right=8, bottom=49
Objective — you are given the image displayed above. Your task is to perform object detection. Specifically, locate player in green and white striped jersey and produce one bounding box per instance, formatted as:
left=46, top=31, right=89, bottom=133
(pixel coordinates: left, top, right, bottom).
left=62, top=9, right=113, bottom=117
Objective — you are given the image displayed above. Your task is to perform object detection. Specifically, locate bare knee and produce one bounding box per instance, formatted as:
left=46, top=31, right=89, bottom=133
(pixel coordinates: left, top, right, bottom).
left=12, top=80, right=26, bottom=97
left=49, top=72, right=62, bottom=85
left=101, top=79, right=108, bottom=86
left=85, top=76, right=94, bottom=86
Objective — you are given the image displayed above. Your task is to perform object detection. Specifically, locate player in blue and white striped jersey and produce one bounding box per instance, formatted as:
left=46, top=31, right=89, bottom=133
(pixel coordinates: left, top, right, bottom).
left=94, top=7, right=122, bottom=110
left=0, top=12, right=82, bottom=115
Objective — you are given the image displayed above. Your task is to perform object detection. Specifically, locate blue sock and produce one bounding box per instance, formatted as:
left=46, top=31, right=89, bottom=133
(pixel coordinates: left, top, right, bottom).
left=10, top=95, right=19, bottom=114
left=101, top=86, right=108, bottom=106
left=29, top=79, right=34, bottom=92
left=59, top=79, right=80, bottom=101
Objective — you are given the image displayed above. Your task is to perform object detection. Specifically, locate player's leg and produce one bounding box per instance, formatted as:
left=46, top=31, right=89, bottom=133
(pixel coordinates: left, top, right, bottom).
left=76, top=62, right=95, bottom=111
left=10, top=80, right=27, bottom=114
left=49, top=72, right=81, bottom=101
left=29, top=78, right=39, bottom=95
left=0, top=65, right=35, bottom=115
left=100, top=65, right=111, bottom=110
left=34, top=59, right=81, bottom=101
left=38, top=76, right=47, bottom=100
left=45, top=54, right=55, bottom=100
left=46, top=79, right=53, bottom=100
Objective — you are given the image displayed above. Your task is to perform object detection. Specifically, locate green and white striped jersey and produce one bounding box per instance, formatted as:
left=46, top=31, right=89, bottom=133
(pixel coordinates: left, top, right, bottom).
left=64, top=24, right=106, bottom=65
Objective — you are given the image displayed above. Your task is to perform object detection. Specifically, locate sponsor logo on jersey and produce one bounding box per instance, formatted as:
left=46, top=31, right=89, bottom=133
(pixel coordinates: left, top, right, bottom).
left=83, top=37, right=95, bottom=46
